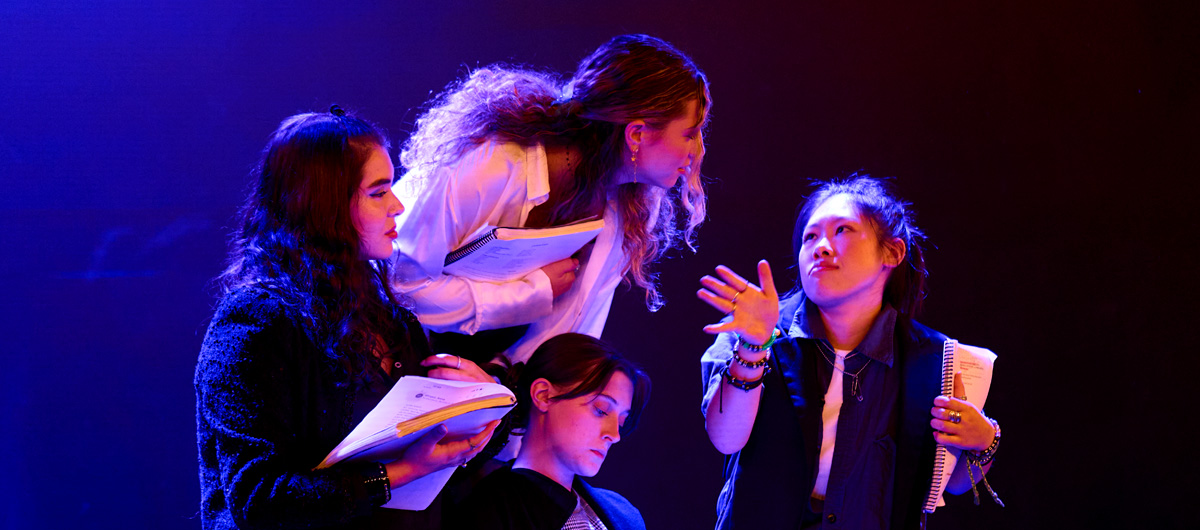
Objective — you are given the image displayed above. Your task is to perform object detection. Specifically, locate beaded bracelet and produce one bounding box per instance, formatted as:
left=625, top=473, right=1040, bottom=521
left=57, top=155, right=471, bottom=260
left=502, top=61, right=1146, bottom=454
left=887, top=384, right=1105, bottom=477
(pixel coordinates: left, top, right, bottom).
left=364, top=462, right=392, bottom=505
left=735, top=328, right=781, bottom=353
left=722, top=358, right=771, bottom=391
left=732, top=348, right=771, bottom=369
left=962, top=416, right=1004, bottom=507
left=968, top=416, right=1001, bottom=466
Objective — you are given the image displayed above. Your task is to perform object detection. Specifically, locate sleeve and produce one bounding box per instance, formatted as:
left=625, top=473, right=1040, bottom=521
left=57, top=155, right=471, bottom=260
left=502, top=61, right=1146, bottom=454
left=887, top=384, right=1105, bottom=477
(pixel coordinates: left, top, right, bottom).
left=391, top=140, right=554, bottom=335
left=700, top=328, right=738, bottom=416
left=195, top=296, right=385, bottom=529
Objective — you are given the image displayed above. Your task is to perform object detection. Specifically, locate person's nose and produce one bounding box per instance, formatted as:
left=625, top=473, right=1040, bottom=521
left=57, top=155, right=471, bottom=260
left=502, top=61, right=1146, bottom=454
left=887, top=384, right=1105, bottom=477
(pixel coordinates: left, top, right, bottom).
left=602, top=419, right=621, bottom=444
left=388, top=190, right=404, bottom=217
left=812, top=236, right=834, bottom=260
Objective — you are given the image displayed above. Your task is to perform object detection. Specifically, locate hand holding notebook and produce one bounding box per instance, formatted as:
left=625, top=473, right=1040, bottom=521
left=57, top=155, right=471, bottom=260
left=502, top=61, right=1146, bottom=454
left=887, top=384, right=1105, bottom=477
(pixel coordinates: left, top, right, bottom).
left=442, top=217, right=604, bottom=282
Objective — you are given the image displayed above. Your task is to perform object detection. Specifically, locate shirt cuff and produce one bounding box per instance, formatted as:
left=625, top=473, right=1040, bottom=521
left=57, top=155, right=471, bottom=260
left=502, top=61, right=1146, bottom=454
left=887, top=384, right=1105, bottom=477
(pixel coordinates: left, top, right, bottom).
left=469, top=268, right=554, bottom=330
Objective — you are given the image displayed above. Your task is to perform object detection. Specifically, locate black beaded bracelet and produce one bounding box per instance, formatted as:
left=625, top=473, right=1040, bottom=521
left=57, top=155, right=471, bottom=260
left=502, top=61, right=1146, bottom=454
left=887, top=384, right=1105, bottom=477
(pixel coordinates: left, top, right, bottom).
left=735, top=328, right=781, bottom=353
left=364, top=462, right=392, bottom=505
left=732, top=348, right=771, bottom=369
left=968, top=417, right=1001, bottom=466
left=722, top=359, right=770, bottom=391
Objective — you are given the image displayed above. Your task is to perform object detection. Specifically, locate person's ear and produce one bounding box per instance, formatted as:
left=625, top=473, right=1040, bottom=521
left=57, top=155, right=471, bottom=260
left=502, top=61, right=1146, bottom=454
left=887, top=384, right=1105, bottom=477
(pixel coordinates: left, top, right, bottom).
left=882, top=237, right=907, bottom=268
left=529, top=378, right=555, bottom=413
left=623, top=120, right=647, bottom=155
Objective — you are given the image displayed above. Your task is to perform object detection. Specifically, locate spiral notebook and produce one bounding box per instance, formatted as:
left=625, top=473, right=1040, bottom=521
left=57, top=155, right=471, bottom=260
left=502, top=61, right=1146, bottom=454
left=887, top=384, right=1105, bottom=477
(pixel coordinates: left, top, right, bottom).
left=922, top=339, right=996, bottom=513
left=442, top=217, right=604, bottom=282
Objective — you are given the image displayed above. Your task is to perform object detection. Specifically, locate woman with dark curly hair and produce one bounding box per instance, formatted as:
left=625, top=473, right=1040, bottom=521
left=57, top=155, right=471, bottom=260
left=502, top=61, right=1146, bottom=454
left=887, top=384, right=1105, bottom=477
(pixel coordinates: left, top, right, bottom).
left=391, top=34, right=711, bottom=365
left=195, top=108, right=499, bottom=529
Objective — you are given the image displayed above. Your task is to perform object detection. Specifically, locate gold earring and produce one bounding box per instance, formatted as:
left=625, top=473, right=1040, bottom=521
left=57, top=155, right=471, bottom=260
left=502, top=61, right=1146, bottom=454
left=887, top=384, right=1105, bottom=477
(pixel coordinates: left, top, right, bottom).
left=631, top=147, right=639, bottom=184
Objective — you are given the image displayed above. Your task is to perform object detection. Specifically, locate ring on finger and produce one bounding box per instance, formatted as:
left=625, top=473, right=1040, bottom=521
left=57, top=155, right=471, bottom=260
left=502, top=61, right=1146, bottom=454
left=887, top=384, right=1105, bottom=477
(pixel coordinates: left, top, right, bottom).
left=948, top=410, right=962, bottom=424
left=456, top=355, right=462, bottom=370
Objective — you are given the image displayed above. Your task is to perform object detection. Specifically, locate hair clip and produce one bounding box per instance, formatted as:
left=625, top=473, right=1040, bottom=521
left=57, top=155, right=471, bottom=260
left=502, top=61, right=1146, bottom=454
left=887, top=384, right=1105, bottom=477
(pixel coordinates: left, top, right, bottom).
left=329, top=105, right=346, bottom=117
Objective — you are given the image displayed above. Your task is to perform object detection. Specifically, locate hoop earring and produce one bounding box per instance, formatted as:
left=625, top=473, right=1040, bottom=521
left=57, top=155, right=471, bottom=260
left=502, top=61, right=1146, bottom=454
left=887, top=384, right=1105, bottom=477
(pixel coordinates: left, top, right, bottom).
left=631, top=147, right=639, bottom=184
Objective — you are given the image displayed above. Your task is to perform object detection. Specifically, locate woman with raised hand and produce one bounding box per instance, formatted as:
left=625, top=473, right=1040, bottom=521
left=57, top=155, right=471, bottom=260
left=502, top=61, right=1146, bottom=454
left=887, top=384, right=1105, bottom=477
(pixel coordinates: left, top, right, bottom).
left=392, top=34, right=710, bottom=365
left=195, top=107, right=499, bottom=529
left=453, top=333, right=650, bottom=530
left=698, top=176, right=1003, bottom=529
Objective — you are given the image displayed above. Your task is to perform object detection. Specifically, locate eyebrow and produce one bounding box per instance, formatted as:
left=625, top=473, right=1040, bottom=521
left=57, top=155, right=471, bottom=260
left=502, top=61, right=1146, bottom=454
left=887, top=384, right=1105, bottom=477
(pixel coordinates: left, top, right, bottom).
left=363, top=177, right=391, bottom=189
left=804, top=216, right=861, bottom=232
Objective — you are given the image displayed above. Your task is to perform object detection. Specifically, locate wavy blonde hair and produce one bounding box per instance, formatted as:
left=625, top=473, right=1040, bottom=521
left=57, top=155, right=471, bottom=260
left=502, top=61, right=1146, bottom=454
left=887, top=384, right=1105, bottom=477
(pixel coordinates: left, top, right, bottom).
left=401, top=35, right=710, bottom=309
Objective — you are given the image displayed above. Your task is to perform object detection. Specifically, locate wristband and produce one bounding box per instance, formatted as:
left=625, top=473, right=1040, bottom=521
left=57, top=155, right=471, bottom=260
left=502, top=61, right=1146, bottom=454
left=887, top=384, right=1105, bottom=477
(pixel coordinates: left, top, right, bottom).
left=735, top=328, right=781, bottom=353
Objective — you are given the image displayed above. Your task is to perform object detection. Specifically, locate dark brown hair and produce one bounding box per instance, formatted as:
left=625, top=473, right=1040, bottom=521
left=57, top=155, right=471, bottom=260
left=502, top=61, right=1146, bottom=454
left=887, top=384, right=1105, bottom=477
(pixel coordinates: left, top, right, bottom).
left=512, top=333, right=651, bottom=437
left=789, top=175, right=929, bottom=316
left=219, top=109, right=418, bottom=381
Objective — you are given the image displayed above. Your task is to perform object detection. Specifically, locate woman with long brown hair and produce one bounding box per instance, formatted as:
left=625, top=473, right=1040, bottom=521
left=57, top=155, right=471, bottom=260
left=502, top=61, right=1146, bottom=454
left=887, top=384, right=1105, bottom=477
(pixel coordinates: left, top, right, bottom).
left=392, top=34, right=711, bottom=365
left=195, top=108, right=498, bottom=529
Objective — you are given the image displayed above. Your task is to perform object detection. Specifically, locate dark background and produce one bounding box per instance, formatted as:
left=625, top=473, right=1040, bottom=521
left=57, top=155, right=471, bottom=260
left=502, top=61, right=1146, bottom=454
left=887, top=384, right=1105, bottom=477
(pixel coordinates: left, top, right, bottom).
left=2, top=0, right=1196, bottom=528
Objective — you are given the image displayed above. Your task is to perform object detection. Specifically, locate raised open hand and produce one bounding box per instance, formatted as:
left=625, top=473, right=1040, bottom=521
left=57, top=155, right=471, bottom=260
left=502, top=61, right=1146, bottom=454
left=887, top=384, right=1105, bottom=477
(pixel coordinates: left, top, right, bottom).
left=697, top=260, right=780, bottom=344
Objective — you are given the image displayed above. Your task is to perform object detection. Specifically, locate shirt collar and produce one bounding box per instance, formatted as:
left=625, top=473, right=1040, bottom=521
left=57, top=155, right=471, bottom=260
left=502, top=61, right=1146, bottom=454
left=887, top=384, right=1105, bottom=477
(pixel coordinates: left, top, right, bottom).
left=528, top=142, right=551, bottom=206
left=787, top=294, right=897, bottom=367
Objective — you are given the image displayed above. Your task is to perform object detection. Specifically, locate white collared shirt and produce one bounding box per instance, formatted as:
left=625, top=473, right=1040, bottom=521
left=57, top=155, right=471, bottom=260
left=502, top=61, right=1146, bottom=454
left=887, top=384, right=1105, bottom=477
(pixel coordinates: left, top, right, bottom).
left=391, top=139, right=626, bottom=363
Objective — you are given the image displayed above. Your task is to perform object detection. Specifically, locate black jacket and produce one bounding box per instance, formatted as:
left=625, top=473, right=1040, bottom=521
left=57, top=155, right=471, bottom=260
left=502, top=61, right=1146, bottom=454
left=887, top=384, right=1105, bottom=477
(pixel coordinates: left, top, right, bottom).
left=452, top=462, right=646, bottom=530
left=195, top=286, right=438, bottom=529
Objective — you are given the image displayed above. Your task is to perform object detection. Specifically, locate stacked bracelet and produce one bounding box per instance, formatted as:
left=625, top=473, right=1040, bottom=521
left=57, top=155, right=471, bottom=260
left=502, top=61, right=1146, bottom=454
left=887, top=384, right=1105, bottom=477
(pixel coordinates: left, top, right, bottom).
left=363, top=462, right=392, bottom=505
left=732, top=348, right=770, bottom=369
left=967, top=417, right=1001, bottom=466
left=962, top=416, right=1004, bottom=507
left=735, top=328, right=781, bottom=353
left=722, top=357, right=771, bottom=391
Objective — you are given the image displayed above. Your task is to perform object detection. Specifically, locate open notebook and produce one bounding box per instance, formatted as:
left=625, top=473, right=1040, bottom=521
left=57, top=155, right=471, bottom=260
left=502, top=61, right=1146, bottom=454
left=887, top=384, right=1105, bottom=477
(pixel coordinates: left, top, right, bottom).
left=316, top=376, right=516, bottom=510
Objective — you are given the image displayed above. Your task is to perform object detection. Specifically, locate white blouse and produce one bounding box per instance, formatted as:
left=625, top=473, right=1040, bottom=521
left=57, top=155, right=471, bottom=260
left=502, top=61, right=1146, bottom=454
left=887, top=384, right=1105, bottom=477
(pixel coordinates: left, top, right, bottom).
left=390, top=139, right=627, bottom=363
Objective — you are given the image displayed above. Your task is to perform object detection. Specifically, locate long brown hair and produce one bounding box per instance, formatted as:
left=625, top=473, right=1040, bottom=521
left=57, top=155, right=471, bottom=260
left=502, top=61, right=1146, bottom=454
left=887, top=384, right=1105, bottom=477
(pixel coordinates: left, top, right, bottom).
left=220, top=109, right=421, bottom=381
left=401, top=34, right=711, bottom=309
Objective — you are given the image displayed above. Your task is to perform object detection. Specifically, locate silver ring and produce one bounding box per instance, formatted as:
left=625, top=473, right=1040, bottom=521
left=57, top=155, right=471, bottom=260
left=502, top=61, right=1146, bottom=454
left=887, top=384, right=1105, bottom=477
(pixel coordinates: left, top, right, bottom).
left=456, top=355, right=462, bottom=370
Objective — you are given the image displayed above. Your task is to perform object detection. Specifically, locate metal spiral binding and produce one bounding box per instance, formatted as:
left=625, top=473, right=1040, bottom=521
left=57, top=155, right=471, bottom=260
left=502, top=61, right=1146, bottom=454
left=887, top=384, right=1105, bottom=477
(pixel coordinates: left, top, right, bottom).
left=444, top=229, right=499, bottom=266
left=922, top=339, right=958, bottom=513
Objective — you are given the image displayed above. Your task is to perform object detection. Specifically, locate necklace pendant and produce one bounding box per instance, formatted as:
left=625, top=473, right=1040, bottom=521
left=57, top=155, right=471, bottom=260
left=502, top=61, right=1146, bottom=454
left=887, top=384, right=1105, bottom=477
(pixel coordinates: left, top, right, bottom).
left=851, top=376, right=864, bottom=402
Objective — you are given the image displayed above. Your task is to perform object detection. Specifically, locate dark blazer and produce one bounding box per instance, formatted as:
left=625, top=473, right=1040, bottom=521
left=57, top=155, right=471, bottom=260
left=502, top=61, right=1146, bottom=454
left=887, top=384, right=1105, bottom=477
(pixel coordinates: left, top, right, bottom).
left=713, top=293, right=945, bottom=530
left=195, top=286, right=438, bottom=529
left=452, top=463, right=646, bottom=530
